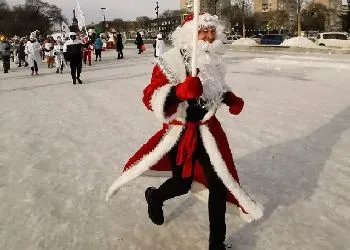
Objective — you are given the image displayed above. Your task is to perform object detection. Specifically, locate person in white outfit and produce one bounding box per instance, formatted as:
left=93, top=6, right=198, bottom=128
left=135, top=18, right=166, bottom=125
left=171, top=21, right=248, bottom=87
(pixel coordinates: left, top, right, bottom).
left=155, top=33, right=165, bottom=58
left=25, top=35, right=42, bottom=76
left=54, top=38, right=65, bottom=74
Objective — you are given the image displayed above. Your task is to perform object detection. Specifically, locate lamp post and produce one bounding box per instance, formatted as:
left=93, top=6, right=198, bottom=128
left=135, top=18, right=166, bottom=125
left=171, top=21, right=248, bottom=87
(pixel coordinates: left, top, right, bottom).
left=155, top=2, right=159, bottom=32
left=101, top=7, right=106, bottom=32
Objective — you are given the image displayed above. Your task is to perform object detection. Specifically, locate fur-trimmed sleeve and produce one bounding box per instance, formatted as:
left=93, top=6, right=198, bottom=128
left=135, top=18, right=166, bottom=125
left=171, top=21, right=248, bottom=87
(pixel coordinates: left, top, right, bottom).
left=142, top=65, right=181, bottom=120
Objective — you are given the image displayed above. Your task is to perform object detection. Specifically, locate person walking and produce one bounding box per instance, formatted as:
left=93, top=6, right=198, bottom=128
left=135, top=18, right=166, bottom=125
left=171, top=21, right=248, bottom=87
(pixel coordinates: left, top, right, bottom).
left=116, top=33, right=124, bottom=59
left=155, top=33, right=165, bottom=58
left=18, top=38, right=28, bottom=67
left=135, top=32, right=144, bottom=54
left=44, top=36, right=55, bottom=68
left=25, top=35, right=41, bottom=76
left=94, top=35, right=103, bottom=61
left=64, top=32, right=84, bottom=84
left=82, top=35, right=93, bottom=66
left=0, top=37, right=11, bottom=73
left=54, top=38, right=65, bottom=74
left=106, top=13, right=263, bottom=250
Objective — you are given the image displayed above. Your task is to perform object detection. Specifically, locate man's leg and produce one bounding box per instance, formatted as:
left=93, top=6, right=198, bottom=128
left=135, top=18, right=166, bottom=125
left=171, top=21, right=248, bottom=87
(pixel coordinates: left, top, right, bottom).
left=4, top=56, right=10, bottom=73
left=70, top=60, right=77, bottom=84
left=34, top=60, right=38, bottom=74
left=145, top=144, right=193, bottom=225
left=76, top=59, right=83, bottom=84
left=196, top=142, right=227, bottom=249
left=87, top=51, right=91, bottom=65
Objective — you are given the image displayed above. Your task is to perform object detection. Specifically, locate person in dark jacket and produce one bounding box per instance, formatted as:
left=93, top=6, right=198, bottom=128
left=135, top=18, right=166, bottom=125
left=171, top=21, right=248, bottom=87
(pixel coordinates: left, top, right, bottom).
left=135, top=32, right=144, bottom=54
left=0, top=38, right=12, bottom=73
left=63, top=32, right=84, bottom=84
left=94, top=35, right=103, bottom=61
left=18, top=38, right=28, bottom=67
left=116, top=33, right=124, bottom=59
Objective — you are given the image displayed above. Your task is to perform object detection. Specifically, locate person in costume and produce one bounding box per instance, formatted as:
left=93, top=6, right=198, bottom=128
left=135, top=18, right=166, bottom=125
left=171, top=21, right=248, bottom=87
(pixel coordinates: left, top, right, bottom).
left=54, top=38, right=65, bottom=74
left=25, top=34, right=41, bottom=76
left=155, top=33, right=165, bottom=58
left=106, top=13, right=263, bottom=250
left=82, top=35, right=93, bottom=66
left=64, top=32, right=84, bottom=84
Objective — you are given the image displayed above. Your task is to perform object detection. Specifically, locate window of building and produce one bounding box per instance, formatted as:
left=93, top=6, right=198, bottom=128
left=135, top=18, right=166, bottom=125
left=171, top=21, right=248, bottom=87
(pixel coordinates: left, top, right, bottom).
left=262, top=0, right=268, bottom=10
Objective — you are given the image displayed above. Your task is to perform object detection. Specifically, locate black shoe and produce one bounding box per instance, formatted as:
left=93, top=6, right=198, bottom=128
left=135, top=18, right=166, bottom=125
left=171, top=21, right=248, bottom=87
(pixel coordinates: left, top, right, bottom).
left=145, top=187, right=164, bottom=225
left=35, top=72, right=39, bottom=75
left=77, top=78, right=83, bottom=84
left=31, top=71, right=34, bottom=76
left=56, top=69, right=59, bottom=74
left=4, top=71, right=8, bottom=73
left=73, top=79, right=77, bottom=84
left=25, top=63, right=29, bottom=67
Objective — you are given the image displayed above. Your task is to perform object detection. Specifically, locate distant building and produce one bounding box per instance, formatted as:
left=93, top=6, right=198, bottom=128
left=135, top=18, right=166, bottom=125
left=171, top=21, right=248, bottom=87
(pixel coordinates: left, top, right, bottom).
left=147, top=17, right=182, bottom=39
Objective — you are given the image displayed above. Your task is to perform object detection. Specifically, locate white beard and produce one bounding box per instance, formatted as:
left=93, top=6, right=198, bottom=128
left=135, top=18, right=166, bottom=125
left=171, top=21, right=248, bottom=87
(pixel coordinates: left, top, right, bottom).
left=194, top=40, right=230, bottom=109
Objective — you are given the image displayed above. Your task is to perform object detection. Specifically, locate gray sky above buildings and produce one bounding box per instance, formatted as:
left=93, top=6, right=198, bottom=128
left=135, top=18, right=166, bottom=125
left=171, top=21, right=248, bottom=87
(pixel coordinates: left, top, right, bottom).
left=8, top=0, right=180, bottom=24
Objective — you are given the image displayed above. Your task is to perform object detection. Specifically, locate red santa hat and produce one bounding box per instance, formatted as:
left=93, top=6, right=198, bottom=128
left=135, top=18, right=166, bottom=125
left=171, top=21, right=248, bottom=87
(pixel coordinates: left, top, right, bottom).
left=171, top=12, right=224, bottom=49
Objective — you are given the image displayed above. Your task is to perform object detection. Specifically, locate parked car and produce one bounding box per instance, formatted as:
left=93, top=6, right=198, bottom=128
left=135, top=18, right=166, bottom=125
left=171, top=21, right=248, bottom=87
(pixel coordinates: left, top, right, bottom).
left=223, top=35, right=242, bottom=44
left=316, top=32, right=350, bottom=48
left=260, top=34, right=289, bottom=45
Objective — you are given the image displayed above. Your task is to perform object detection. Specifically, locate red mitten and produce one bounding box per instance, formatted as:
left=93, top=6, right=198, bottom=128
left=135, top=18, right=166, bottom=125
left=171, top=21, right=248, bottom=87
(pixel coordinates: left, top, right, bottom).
left=175, top=76, right=203, bottom=101
left=223, top=92, right=244, bottom=115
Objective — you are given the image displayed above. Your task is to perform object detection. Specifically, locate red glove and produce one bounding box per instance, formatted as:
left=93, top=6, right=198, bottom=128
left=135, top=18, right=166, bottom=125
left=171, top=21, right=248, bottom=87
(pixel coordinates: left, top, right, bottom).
left=223, top=92, right=244, bottom=115
left=175, top=76, right=203, bottom=101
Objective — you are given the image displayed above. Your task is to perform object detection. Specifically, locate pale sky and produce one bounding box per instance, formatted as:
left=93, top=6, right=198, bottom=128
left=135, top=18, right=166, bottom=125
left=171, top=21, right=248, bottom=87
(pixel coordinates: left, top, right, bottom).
left=8, top=0, right=180, bottom=24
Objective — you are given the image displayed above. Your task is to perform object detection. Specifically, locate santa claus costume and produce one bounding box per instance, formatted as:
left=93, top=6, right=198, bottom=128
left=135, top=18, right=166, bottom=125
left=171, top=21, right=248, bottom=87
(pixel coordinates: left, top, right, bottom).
left=82, top=36, right=93, bottom=66
left=106, top=13, right=263, bottom=250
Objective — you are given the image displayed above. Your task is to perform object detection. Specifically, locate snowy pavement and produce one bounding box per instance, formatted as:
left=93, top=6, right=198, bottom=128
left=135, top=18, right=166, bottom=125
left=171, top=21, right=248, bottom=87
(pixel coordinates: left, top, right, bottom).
left=1, top=49, right=350, bottom=250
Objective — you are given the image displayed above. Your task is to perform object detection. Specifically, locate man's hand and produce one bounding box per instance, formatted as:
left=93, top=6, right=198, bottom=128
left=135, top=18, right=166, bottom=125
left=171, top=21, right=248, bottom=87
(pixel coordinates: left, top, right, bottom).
left=175, top=76, right=203, bottom=101
left=223, top=92, right=244, bottom=115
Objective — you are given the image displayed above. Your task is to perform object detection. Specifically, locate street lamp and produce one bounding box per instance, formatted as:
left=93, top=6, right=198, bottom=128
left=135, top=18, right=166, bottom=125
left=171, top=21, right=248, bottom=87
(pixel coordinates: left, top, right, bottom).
left=155, top=2, right=159, bottom=31
left=101, top=7, right=106, bottom=32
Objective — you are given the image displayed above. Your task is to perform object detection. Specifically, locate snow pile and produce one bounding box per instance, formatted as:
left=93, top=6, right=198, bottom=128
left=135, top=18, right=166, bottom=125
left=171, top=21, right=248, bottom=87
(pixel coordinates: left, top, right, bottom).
left=231, top=38, right=258, bottom=46
left=281, top=37, right=318, bottom=48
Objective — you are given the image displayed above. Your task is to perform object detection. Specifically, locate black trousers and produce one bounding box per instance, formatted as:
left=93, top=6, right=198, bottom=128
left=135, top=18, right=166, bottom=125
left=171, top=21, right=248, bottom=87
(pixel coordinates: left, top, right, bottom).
left=95, top=49, right=102, bottom=60
left=19, top=58, right=28, bottom=67
left=70, top=59, right=82, bottom=80
left=117, top=49, right=123, bottom=58
left=153, top=131, right=227, bottom=245
left=30, top=60, right=38, bottom=73
left=3, top=55, right=10, bottom=72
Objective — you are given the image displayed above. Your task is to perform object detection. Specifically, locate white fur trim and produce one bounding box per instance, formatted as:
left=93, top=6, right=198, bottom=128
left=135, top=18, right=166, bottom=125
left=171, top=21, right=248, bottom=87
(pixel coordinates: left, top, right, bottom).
left=199, top=125, right=264, bottom=221
left=106, top=125, right=184, bottom=202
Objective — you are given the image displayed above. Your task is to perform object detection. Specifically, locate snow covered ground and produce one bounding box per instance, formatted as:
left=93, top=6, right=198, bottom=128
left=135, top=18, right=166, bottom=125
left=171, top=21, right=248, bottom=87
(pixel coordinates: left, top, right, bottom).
left=1, top=48, right=350, bottom=250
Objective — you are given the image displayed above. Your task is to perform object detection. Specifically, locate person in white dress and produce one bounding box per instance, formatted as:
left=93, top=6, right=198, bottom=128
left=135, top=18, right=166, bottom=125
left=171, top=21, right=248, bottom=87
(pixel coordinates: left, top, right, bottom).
left=155, top=33, right=165, bottom=58
left=54, top=38, right=65, bottom=74
left=25, top=35, right=41, bottom=76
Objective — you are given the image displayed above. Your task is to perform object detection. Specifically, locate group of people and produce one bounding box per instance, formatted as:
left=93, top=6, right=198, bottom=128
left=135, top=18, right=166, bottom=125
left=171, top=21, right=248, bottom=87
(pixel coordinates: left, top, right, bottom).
left=0, top=31, right=107, bottom=84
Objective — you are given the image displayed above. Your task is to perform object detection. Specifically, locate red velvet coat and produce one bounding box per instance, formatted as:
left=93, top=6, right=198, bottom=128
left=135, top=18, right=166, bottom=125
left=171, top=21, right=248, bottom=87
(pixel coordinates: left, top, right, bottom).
left=106, top=48, right=263, bottom=222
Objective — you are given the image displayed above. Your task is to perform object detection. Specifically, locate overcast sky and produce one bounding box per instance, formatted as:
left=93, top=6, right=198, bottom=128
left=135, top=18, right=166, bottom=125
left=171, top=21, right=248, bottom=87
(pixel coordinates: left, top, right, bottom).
left=8, top=0, right=180, bottom=23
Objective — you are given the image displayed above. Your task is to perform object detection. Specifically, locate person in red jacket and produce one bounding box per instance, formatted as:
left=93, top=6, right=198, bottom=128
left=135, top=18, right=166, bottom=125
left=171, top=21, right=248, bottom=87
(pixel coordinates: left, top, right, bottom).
left=82, top=35, right=93, bottom=66
left=106, top=13, right=263, bottom=250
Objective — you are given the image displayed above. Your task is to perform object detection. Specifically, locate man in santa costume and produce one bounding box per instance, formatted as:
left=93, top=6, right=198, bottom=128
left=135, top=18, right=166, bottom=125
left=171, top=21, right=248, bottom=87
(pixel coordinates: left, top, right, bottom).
left=106, top=13, right=263, bottom=250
